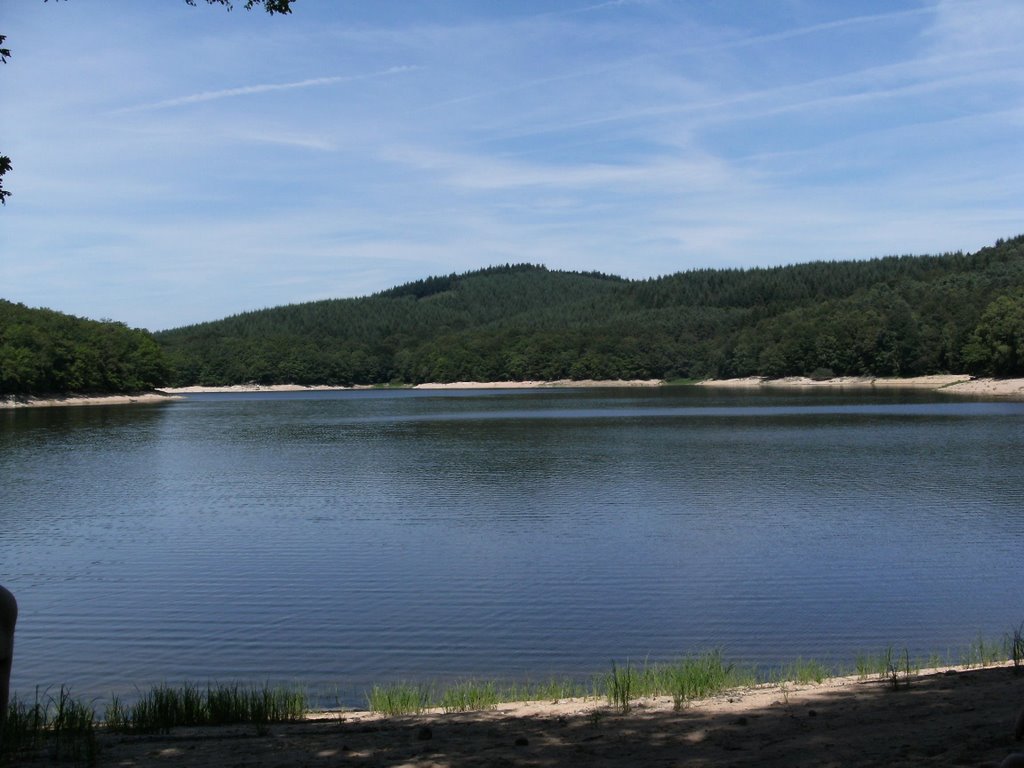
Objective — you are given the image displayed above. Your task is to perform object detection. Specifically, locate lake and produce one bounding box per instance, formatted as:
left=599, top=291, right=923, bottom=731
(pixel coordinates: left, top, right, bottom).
left=1, top=387, right=1022, bottom=707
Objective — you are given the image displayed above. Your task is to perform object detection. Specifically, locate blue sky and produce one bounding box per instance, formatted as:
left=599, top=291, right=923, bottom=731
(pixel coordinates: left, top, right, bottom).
left=2, top=1, right=1022, bottom=331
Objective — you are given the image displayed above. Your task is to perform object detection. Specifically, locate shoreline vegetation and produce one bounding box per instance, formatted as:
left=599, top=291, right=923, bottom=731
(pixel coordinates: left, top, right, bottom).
left=4, top=643, right=1023, bottom=767
left=4, top=374, right=1024, bottom=409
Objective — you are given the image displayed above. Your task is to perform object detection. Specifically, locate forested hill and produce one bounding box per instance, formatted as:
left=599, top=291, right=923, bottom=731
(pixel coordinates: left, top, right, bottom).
left=155, top=237, right=1024, bottom=386
left=0, top=301, right=170, bottom=396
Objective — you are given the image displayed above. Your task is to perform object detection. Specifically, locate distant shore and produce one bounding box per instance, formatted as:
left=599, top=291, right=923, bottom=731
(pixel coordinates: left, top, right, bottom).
left=5, top=375, right=1024, bottom=409
left=696, top=374, right=1024, bottom=398
left=413, top=378, right=663, bottom=390
left=0, top=391, right=182, bottom=409
left=159, top=375, right=1024, bottom=398
left=158, top=379, right=663, bottom=394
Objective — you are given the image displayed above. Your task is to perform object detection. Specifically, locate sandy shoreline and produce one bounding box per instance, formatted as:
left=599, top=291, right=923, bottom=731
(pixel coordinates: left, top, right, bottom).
left=154, top=375, right=1024, bottom=397
left=413, top=378, right=663, bottom=390
left=0, top=380, right=660, bottom=409
left=5, top=375, right=1024, bottom=408
left=159, top=379, right=663, bottom=393
left=696, top=374, right=1024, bottom=398
left=0, top=391, right=182, bottom=409
left=84, top=663, right=1024, bottom=767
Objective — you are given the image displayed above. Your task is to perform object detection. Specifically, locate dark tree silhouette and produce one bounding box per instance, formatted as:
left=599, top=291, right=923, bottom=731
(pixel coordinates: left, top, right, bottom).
left=0, top=35, right=10, bottom=205
left=185, top=0, right=294, bottom=12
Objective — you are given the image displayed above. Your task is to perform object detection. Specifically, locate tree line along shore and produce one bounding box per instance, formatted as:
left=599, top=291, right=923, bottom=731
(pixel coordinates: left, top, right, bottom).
left=2, top=235, right=1023, bottom=399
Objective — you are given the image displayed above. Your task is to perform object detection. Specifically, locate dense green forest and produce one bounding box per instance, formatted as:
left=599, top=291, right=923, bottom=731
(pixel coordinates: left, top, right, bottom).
left=154, top=235, right=1024, bottom=387
left=3, top=236, right=1023, bottom=397
left=0, top=301, right=169, bottom=396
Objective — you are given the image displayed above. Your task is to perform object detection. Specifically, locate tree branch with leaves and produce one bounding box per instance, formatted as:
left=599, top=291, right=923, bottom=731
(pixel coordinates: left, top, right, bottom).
left=185, top=0, right=293, bottom=12
left=0, top=35, right=10, bottom=204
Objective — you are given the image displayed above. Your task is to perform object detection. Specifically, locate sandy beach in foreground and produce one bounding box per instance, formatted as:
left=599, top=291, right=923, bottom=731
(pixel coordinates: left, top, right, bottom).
left=86, top=663, right=1024, bottom=767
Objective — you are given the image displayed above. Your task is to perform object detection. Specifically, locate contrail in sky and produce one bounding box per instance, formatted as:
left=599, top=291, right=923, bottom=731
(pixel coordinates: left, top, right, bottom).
left=116, top=66, right=420, bottom=112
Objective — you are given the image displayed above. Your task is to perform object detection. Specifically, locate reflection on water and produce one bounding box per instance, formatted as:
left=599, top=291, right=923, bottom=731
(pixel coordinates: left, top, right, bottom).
left=1, top=388, right=1023, bottom=706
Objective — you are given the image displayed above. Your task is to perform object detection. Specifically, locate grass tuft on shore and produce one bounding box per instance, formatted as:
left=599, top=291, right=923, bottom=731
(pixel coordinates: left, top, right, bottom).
left=102, top=683, right=307, bottom=734
left=367, top=676, right=594, bottom=716
left=366, top=682, right=433, bottom=716
left=602, top=651, right=754, bottom=713
left=440, top=680, right=500, bottom=713
left=502, top=677, right=593, bottom=703
left=769, top=657, right=831, bottom=686
left=1, top=686, right=98, bottom=767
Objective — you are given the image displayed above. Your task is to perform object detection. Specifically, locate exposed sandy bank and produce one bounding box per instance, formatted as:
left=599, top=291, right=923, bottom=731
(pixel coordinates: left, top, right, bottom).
left=698, top=375, right=1024, bottom=399
left=0, top=392, right=181, bottom=409
left=159, top=379, right=663, bottom=393
left=159, top=384, right=355, bottom=394
left=11, top=376, right=1024, bottom=406
left=87, top=663, right=1024, bottom=767
left=696, top=374, right=971, bottom=389
left=413, top=379, right=663, bottom=389
left=943, top=377, right=1024, bottom=398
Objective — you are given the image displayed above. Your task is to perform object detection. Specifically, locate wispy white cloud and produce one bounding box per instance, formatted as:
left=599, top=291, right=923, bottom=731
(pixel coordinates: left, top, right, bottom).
left=540, top=0, right=652, bottom=18
left=457, top=37, right=1020, bottom=158
left=385, top=143, right=732, bottom=194
left=708, top=62, right=1024, bottom=126
left=115, top=66, right=420, bottom=112
left=234, top=131, right=338, bottom=152
left=419, top=61, right=636, bottom=112
left=923, top=0, right=1024, bottom=52
left=699, top=6, right=937, bottom=51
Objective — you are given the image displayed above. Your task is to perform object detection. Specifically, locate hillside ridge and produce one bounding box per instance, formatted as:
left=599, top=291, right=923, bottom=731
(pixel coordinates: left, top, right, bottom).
left=4, top=237, right=1023, bottom=396
left=153, top=236, right=1024, bottom=387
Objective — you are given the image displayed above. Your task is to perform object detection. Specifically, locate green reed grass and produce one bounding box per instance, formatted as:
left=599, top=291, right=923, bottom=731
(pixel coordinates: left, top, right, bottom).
left=501, top=677, right=592, bottom=703
left=962, top=633, right=1010, bottom=668
left=770, top=657, right=831, bottom=686
left=605, top=660, right=635, bottom=712
left=666, top=650, right=752, bottom=710
left=366, top=683, right=433, bottom=716
left=855, top=650, right=891, bottom=680
left=1011, top=622, right=1024, bottom=675
left=1, top=686, right=98, bottom=767
left=367, top=676, right=593, bottom=716
left=2, top=683, right=306, bottom=766
left=923, top=651, right=945, bottom=671
left=103, top=683, right=307, bottom=734
left=602, top=651, right=752, bottom=712
left=440, top=680, right=500, bottom=713
left=882, top=646, right=912, bottom=689
left=850, top=633, right=1021, bottom=688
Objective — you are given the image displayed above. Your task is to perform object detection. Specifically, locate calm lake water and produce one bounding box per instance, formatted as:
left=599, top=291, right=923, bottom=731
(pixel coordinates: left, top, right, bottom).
left=2, top=387, right=1023, bottom=707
